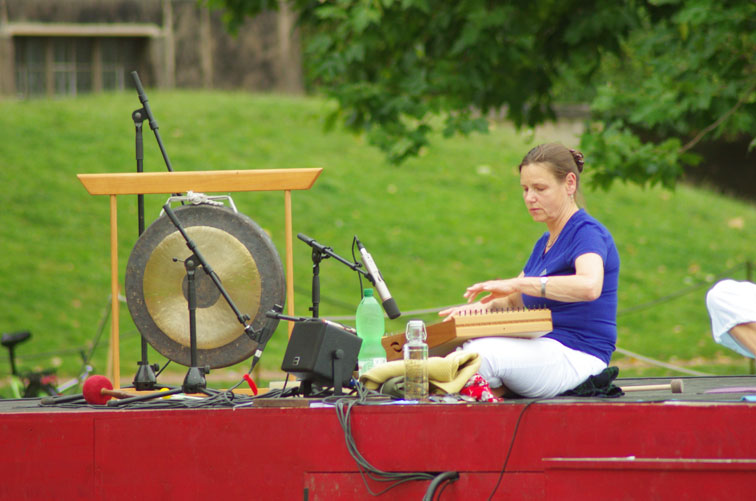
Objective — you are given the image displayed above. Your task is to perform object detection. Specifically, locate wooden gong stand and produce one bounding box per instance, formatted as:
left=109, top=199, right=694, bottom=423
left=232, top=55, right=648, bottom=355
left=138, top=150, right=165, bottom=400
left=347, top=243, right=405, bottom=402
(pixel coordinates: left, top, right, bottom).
left=78, top=168, right=322, bottom=388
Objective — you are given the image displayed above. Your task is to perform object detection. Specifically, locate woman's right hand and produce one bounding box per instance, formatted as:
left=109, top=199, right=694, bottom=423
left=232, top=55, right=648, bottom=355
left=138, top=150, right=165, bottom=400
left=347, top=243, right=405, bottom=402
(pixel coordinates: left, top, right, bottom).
left=438, top=300, right=492, bottom=322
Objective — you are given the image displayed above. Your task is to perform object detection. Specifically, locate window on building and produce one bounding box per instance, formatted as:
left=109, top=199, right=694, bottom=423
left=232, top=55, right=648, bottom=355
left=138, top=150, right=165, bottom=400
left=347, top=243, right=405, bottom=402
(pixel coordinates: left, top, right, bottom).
left=14, top=37, right=46, bottom=97
left=14, top=36, right=144, bottom=98
left=101, top=39, right=140, bottom=91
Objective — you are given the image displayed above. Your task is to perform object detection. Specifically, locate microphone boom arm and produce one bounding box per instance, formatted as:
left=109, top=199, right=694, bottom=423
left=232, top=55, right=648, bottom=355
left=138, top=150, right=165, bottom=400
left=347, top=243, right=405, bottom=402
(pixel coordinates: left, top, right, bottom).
left=297, top=233, right=368, bottom=277
left=297, top=233, right=368, bottom=318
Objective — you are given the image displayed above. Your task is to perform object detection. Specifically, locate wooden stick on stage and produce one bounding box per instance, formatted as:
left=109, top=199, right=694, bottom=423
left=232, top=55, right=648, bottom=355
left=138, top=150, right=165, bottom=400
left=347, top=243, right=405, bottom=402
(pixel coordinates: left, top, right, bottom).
left=620, top=379, right=684, bottom=394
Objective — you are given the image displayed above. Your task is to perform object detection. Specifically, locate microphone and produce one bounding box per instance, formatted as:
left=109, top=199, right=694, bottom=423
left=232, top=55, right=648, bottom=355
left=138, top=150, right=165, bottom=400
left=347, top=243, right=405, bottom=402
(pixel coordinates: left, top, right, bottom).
left=355, top=237, right=401, bottom=319
left=297, top=233, right=328, bottom=252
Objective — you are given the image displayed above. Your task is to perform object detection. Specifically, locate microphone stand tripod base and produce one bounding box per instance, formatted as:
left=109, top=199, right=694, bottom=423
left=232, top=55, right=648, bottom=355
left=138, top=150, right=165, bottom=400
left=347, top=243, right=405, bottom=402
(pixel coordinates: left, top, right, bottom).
left=183, top=366, right=209, bottom=394
left=133, top=361, right=160, bottom=391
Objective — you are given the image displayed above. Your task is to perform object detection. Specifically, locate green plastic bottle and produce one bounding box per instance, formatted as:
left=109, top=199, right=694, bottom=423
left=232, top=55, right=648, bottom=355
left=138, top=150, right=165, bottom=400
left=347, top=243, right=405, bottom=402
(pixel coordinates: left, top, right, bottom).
left=355, top=288, right=386, bottom=374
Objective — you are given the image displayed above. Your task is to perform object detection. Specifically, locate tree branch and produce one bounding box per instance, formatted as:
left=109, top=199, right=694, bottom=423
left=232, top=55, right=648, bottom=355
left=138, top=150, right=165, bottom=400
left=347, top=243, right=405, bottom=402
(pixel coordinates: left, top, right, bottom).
left=679, top=79, right=756, bottom=154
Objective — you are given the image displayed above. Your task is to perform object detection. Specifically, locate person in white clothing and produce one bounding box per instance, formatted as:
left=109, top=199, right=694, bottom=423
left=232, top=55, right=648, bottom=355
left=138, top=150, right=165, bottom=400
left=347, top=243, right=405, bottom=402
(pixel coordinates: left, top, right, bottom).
left=705, top=279, right=756, bottom=358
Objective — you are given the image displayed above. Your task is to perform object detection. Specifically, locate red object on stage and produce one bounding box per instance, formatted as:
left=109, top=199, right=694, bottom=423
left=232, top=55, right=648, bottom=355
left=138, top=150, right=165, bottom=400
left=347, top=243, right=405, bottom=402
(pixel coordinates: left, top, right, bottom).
left=243, top=374, right=258, bottom=395
left=82, top=375, right=114, bottom=405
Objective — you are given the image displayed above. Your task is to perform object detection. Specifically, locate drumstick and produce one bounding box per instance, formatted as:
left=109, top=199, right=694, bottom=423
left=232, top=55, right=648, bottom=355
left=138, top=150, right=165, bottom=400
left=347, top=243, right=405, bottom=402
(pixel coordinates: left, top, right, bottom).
left=620, top=379, right=683, bottom=394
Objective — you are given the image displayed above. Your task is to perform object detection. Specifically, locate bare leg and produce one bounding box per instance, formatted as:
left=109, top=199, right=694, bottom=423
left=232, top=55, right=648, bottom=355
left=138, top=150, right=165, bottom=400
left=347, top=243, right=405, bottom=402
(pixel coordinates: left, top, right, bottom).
left=729, top=322, right=756, bottom=358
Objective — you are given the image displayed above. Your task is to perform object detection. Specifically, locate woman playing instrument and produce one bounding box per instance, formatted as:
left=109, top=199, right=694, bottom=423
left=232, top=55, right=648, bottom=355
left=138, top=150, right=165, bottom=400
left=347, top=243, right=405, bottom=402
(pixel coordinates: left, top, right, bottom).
left=440, top=143, right=620, bottom=398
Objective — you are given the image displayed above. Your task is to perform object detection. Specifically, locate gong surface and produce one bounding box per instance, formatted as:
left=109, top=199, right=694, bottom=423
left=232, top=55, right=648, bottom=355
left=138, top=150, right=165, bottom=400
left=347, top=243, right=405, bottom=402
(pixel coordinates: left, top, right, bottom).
left=125, top=204, right=285, bottom=368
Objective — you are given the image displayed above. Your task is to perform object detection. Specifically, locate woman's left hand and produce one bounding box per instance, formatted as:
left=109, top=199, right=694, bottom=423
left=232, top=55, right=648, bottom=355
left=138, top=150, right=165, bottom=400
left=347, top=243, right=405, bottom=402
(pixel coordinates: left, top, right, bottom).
left=464, top=279, right=520, bottom=304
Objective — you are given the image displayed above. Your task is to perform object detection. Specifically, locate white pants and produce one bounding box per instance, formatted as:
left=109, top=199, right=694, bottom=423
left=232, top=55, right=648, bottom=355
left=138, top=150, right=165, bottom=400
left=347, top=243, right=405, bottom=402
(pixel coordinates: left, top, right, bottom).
left=706, top=280, right=756, bottom=359
left=463, top=337, right=607, bottom=398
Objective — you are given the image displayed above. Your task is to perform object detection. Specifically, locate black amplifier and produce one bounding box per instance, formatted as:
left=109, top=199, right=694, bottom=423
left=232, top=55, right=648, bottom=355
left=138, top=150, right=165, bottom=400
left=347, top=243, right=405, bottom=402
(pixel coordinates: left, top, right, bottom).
left=281, top=320, right=362, bottom=389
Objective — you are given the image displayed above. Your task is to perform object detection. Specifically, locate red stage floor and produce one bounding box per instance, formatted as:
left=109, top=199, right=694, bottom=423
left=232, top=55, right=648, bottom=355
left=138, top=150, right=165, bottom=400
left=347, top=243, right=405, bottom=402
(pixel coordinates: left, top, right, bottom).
left=2, top=375, right=756, bottom=500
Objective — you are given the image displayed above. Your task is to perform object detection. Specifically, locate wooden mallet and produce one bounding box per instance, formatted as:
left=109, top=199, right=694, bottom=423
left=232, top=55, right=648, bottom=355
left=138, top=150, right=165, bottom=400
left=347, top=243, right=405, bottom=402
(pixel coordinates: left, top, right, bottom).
left=620, top=379, right=684, bottom=394
left=82, top=375, right=133, bottom=405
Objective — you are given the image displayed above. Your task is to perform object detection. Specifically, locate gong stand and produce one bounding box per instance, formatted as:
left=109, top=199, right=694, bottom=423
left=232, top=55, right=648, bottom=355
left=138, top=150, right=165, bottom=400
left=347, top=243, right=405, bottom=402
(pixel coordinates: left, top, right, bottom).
left=130, top=71, right=174, bottom=390
left=78, top=167, right=322, bottom=389
left=108, top=204, right=268, bottom=407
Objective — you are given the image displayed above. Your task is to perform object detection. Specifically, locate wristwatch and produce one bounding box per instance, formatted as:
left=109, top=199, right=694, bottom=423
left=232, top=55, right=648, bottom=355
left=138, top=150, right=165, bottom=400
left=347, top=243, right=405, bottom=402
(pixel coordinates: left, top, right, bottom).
left=540, top=276, right=549, bottom=297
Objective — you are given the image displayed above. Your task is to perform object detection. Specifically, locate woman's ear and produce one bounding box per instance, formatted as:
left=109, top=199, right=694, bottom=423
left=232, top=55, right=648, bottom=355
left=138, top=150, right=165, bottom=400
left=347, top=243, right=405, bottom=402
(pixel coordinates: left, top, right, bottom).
left=565, top=172, right=577, bottom=196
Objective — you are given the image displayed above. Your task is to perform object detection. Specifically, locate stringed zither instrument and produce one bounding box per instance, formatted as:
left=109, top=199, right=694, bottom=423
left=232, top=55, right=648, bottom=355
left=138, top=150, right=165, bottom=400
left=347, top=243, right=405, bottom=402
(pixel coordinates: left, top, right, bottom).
left=381, top=308, right=553, bottom=361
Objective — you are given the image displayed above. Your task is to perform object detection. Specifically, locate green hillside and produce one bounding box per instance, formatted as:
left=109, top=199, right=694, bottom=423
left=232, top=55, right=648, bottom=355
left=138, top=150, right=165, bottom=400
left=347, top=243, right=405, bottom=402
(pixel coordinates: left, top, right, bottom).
left=1, top=91, right=754, bottom=390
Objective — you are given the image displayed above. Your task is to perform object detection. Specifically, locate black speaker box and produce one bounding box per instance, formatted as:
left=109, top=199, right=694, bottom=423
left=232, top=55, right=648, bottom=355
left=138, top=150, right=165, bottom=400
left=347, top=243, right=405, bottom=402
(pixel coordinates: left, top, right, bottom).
left=281, top=320, right=362, bottom=387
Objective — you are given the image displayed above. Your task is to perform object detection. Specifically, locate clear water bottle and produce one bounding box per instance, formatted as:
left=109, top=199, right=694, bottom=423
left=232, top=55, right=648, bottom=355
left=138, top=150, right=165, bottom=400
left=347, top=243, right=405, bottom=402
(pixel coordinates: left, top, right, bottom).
left=403, top=320, right=428, bottom=401
left=355, top=288, right=386, bottom=374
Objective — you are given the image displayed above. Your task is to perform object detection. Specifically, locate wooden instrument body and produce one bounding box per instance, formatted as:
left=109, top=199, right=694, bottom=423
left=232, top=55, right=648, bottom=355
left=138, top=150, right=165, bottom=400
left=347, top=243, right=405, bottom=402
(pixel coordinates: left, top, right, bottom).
left=381, top=309, right=553, bottom=361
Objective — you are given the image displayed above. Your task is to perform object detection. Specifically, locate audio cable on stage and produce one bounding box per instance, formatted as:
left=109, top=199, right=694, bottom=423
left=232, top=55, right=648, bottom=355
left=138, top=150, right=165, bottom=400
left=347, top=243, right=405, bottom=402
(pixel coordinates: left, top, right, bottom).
left=324, top=384, right=459, bottom=499
left=486, top=399, right=542, bottom=500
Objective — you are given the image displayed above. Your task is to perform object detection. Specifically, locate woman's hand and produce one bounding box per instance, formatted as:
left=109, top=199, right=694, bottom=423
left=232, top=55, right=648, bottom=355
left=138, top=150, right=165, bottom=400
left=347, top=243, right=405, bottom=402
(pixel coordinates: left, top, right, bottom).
left=439, top=279, right=525, bottom=321
left=438, top=300, right=491, bottom=322
left=463, top=279, right=521, bottom=304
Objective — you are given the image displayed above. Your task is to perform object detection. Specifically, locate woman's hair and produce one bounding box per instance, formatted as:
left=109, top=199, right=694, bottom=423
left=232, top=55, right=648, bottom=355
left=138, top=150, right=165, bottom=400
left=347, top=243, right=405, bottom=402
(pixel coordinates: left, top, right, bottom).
left=519, top=142, right=584, bottom=176
left=518, top=143, right=585, bottom=202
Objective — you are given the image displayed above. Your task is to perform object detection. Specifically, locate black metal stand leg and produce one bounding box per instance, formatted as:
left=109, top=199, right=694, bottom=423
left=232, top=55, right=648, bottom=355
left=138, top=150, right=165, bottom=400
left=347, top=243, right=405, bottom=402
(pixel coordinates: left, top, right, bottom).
left=301, top=380, right=312, bottom=398
left=131, top=106, right=160, bottom=391
left=332, top=349, right=345, bottom=396
left=182, top=256, right=209, bottom=394
left=108, top=256, right=210, bottom=407
left=309, top=249, right=324, bottom=319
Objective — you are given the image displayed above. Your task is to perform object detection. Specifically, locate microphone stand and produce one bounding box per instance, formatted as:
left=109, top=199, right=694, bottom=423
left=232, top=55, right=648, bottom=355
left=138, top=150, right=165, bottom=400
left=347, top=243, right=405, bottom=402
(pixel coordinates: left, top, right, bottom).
left=297, top=234, right=369, bottom=318
left=295, top=234, right=371, bottom=396
left=130, top=72, right=158, bottom=390
left=129, top=71, right=182, bottom=391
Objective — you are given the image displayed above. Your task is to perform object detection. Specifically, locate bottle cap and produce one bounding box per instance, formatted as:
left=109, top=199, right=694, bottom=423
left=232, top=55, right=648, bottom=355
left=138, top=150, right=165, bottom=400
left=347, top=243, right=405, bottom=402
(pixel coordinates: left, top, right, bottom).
left=363, top=288, right=374, bottom=297
left=405, top=319, right=427, bottom=341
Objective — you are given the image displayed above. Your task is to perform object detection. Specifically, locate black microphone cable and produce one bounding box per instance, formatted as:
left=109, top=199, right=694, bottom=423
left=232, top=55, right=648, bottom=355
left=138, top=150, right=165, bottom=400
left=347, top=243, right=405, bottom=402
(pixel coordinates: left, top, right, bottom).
left=352, top=236, right=366, bottom=299
left=486, top=399, right=542, bottom=500
left=325, top=384, right=460, bottom=498
left=423, top=471, right=460, bottom=501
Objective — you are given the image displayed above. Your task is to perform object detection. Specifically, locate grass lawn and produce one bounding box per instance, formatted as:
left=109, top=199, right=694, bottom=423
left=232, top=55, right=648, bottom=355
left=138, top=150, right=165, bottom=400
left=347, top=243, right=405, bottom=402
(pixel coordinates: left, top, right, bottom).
left=1, top=90, right=755, bottom=391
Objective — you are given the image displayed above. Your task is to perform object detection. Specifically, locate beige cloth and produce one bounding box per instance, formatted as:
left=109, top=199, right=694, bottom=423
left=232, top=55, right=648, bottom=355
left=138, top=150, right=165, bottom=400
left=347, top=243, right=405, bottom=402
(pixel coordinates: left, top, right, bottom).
left=359, top=350, right=481, bottom=394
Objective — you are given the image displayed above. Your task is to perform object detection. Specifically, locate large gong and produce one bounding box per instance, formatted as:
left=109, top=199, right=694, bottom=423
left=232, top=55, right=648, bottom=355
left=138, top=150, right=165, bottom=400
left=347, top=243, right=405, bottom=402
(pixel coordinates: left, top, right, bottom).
left=125, top=204, right=285, bottom=368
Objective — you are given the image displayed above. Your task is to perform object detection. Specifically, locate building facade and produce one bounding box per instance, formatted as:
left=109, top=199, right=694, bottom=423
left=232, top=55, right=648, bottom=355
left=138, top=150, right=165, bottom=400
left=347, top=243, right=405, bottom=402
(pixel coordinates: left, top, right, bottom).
left=0, top=0, right=302, bottom=98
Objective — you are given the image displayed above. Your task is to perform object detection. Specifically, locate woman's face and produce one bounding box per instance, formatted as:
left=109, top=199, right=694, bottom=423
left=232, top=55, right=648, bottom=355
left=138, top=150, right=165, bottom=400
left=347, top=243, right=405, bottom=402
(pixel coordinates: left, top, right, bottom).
left=520, top=162, right=575, bottom=224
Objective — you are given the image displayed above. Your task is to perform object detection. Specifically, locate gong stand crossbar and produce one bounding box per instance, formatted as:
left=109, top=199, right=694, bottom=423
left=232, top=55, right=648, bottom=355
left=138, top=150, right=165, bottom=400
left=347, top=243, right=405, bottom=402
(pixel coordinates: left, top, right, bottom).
left=78, top=168, right=322, bottom=389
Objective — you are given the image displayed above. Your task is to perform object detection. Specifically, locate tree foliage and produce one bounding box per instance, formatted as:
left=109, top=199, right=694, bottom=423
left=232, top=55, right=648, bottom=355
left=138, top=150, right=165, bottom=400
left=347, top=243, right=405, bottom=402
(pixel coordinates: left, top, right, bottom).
left=207, top=0, right=756, bottom=189
left=581, top=0, right=756, bottom=189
